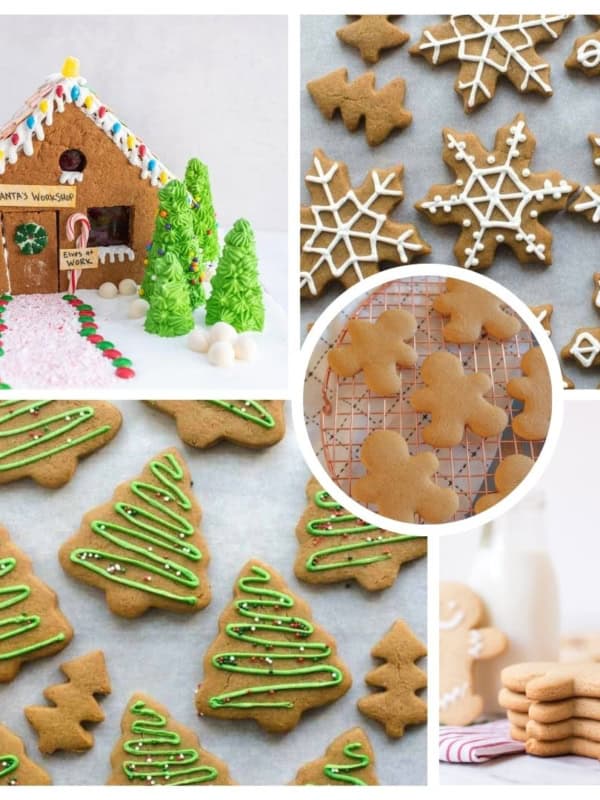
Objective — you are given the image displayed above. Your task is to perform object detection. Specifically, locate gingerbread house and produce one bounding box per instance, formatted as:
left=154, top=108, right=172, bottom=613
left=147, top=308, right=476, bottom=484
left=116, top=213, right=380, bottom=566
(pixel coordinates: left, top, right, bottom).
left=0, top=57, right=173, bottom=295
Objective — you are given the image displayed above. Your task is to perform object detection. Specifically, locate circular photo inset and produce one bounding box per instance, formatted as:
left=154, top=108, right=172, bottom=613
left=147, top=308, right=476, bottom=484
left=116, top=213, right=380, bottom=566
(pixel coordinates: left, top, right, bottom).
left=296, top=266, right=564, bottom=534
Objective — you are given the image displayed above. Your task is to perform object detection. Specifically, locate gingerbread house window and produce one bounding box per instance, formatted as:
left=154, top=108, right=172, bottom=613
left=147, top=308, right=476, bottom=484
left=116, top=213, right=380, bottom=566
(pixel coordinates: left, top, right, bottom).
left=87, top=206, right=132, bottom=247
left=59, top=149, right=87, bottom=172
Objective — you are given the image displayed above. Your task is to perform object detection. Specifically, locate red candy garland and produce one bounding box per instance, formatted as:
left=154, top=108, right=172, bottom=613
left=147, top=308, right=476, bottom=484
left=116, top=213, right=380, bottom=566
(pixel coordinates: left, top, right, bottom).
left=0, top=294, right=12, bottom=389
left=63, top=294, right=135, bottom=380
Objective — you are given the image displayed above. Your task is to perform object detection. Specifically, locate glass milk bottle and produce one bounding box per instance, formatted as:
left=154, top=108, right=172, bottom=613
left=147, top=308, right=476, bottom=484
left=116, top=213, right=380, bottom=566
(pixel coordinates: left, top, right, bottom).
left=467, top=490, right=560, bottom=715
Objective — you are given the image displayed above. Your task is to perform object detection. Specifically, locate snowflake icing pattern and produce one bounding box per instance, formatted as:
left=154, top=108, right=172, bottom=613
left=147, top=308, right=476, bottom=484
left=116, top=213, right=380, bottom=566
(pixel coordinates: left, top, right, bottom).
left=411, top=15, right=572, bottom=110
left=571, top=135, right=600, bottom=224
left=300, top=149, right=429, bottom=297
left=417, top=114, right=576, bottom=269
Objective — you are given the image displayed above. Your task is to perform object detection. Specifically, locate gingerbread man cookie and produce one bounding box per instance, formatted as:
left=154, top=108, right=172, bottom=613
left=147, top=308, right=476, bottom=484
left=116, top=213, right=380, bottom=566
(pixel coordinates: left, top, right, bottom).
left=337, top=15, right=410, bottom=63
left=433, top=278, right=521, bottom=343
left=474, top=454, right=534, bottom=514
left=440, top=582, right=507, bottom=726
left=352, top=430, right=459, bottom=523
left=328, top=309, right=417, bottom=395
left=507, top=347, right=551, bottom=440
left=410, top=352, right=508, bottom=447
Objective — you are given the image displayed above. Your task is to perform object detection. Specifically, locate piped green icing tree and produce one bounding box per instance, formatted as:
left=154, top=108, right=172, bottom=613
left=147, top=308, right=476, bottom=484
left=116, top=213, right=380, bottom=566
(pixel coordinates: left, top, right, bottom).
left=145, top=275, right=195, bottom=338
left=141, top=180, right=206, bottom=309
left=185, top=158, right=220, bottom=269
left=205, top=218, right=264, bottom=332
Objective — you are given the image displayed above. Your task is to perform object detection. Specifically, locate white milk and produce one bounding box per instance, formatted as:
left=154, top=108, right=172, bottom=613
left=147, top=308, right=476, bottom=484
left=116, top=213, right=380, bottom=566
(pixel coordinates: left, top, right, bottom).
left=467, top=491, right=560, bottom=715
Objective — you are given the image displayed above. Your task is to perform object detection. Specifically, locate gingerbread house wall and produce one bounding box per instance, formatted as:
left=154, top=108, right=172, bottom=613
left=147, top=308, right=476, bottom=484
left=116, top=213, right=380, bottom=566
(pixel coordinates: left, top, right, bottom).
left=0, top=104, right=160, bottom=293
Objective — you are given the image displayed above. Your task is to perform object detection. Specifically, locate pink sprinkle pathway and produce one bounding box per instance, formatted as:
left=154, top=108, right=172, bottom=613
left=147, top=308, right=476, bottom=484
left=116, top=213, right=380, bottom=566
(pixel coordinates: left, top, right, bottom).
left=1, top=294, right=121, bottom=389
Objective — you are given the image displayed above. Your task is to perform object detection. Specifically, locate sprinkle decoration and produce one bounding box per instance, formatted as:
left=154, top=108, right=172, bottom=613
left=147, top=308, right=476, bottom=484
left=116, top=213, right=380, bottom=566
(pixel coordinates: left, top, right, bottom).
left=0, top=294, right=13, bottom=390
left=62, top=294, right=135, bottom=379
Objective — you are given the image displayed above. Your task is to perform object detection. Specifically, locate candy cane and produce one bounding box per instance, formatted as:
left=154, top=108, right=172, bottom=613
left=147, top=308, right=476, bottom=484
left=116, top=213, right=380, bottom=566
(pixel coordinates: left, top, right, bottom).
left=65, top=212, right=91, bottom=293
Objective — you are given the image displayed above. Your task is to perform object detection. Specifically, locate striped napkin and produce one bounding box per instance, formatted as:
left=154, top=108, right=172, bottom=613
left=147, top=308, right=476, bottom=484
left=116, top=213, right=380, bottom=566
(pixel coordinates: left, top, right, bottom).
left=440, top=719, right=526, bottom=763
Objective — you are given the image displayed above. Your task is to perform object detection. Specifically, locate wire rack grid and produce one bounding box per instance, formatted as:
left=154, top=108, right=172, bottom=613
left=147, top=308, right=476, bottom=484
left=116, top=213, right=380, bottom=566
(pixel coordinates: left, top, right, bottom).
left=306, top=276, right=546, bottom=523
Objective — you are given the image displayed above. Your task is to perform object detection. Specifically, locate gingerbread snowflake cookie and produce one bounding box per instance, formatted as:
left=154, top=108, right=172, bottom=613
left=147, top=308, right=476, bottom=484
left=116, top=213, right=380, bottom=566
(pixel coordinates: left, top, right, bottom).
left=411, top=15, right=572, bottom=112
left=352, top=430, right=459, bottom=524
left=561, top=326, right=600, bottom=369
left=307, top=69, right=412, bottom=146
left=507, top=347, right=551, bottom=440
left=411, top=352, right=508, bottom=447
left=300, top=150, right=430, bottom=297
left=565, top=16, right=600, bottom=77
left=416, top=114, right=577, bottom=269
left=474, top=454, right=534, bottom=514
left=328, top=309, right=417, bottom=395
left=433, top=278, right=521, bottom=343
left=530, top=304, right=553, bottom=335
left=337, top=16, right=409, bottom=63
left=570, top=134, right=600, bottom=224
left=440, top=582, right=507, bottom=725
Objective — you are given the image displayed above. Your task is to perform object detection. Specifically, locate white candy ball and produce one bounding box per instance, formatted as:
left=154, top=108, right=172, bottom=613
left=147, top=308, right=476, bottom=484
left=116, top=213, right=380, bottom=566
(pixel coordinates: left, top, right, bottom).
left=187, top=329, right=210, bottom=353
left=234, top=333, right=258, bottom=361
left=208, top=340, right=235, bottom=367
left=128, top=298, right=149, bottom=319
left=208, top=321, right=237, bottom=343
left=98, top=281, right=118, bottom=299
left=119, top=278, right=138, bottom=296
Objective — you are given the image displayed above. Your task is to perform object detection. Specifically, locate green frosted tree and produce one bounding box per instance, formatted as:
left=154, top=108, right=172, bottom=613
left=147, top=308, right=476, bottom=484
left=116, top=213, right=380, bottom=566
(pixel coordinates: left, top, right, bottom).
left=141, top=179, right=206, bottom=309
left=185, top=158, right=220, bottom=269
left=205, top=219, right=264, bottom=333
left=144, top=253, right=194, bottom=337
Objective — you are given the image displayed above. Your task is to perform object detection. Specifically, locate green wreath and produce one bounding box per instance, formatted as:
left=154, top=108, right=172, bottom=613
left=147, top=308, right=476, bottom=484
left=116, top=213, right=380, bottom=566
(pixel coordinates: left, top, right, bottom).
left=14, top=222, right=48, bottom=255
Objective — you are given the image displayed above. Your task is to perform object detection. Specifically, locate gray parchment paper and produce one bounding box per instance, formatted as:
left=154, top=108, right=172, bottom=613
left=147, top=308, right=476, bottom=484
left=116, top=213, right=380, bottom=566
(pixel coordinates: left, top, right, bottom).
left=301, top=14, right=600, bottom=388
left=0, top=401, right=426, bottom=785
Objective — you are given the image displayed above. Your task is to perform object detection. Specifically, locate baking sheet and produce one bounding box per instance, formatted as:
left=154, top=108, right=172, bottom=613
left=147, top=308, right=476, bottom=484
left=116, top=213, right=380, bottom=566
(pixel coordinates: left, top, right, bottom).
left=300, top=14, right=600, bottom=388
left=0, top=400, right=427, bottom=785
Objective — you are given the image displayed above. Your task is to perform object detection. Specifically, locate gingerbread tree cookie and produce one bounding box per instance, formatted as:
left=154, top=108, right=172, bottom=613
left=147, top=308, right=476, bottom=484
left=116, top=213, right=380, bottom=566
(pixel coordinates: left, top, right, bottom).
left=108, top=693, right=235, bottom=785
left=0, top=724, right=51, bottom=786
left=25, top=651, right=111, bottom=754
left=300, top=149, right=430, bottom=297
left=59, top=448, right=210, bottom=618
left=411, top=15, right=572, bottom=111
left=507, top=347, right=551, bottom=440
left=411, top=352, right=508, bottom=447
left=565, top=16, right=600, bottom=77
left=195, top=559, right=352, bottom=733
left=474, top=454, right=534, bottom=514
left=294, top=477, right=426, bottom=591
left=291, top=727, right=378, bottom=785
left=570, top=134, right=600, bottom=224
left=337, top=15, right=410, bottom=63
left=352, top=430, right=459, bottom=523
left=307, top=69, right=412, bottom=146
left=475, top=453, right=535, bottom=514
left=416, top=114, right=577, bottom=269
left=328, top=309, right=417, bottom=395
left=562, top=326, right=600, bottom=369
left=440, top=582, right=507, bottom=725
left=0, top=526, right=72, bottom=683
left=145, top=400, right=285, bottom=449
left=358, top=620, right=427, bottom=738
left=0, top=400, right=121, bottom=488
left=433, top=278, right=521, bottom=343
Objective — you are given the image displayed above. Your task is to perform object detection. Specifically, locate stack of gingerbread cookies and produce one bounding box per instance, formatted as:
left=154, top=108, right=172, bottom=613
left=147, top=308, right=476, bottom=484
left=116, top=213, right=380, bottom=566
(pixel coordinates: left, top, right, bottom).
left=499, top=662, right=600, bottom=760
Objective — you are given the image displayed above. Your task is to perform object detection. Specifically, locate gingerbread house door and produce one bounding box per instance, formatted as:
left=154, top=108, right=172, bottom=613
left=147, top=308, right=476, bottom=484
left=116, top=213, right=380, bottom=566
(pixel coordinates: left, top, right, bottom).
left=1, top=210, right=58, bottom=294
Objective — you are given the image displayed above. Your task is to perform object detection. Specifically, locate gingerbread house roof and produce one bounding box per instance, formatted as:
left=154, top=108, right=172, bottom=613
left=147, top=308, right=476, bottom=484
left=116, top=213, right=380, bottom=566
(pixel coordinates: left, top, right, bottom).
left=0, top=57, right=175, bottom=187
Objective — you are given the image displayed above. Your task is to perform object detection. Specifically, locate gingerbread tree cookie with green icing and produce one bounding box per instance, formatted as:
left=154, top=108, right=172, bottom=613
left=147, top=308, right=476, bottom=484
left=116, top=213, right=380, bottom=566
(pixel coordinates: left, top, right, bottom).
left=195, top=559, right=352, bottom=733
left=145, top=400, right=285, bottom=449
left=59, top=448, right=210, bottom=618
left=108, top=693, right=235, bottom=785
left=291, top=727, right=378, bottom=785
left=294, top=477, right=426, bottom=591
left=205, top=219, right=265, bottom=333
left=0, top=400, right=121, bottom=488
left=0, top=723, right=51, bottom=785
left=0, top=526, right=73, bottom=683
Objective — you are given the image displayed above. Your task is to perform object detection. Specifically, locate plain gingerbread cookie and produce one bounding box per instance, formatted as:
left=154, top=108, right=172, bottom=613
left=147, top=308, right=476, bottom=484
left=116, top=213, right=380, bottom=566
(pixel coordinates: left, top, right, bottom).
left=507, top=347, right=552, bottom=440
left=474, top=454, right=534, bottom=514
left=433, top=278, right=521, bottom=343
left=337, top=15, right=410, bottom=63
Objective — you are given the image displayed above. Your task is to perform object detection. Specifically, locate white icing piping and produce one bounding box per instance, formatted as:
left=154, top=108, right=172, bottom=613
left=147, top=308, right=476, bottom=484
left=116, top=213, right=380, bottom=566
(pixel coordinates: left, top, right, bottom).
left=98, top=245, right=135, bottom=264
left=0, top=73, right=174, bottom=188
left=440, top=682, right=468, bottom=710
left=59, top=170, right=83, bottom=185
left=300, top=153, right=426, bottom=296
left=468, top=629, right=484, bottom=657
left=440, top=608, right=465, bottom=631
left=573, top=184, right=600, bottom=223
left=577, top=38, right=600, bottom=69
left=0, top=212, right=10, bottom=293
